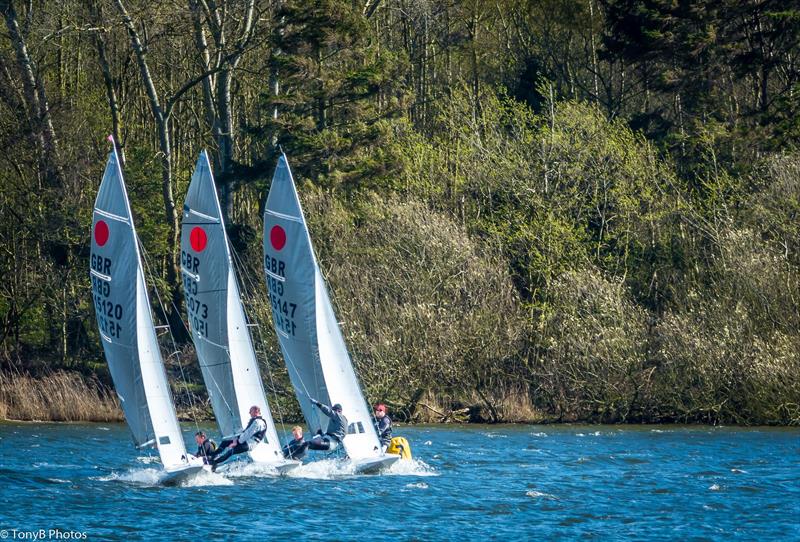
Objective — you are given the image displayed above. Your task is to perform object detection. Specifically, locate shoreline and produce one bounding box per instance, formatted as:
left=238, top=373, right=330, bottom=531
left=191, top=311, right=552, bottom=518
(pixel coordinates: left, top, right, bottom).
left=3, top=370, right=798, bottom=427
left=3, top=418, right=800, bottom=430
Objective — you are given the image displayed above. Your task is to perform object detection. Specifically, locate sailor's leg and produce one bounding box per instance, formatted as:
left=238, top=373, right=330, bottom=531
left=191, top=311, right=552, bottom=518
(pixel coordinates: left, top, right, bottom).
left=209, top=439, right=233, bottom=459
left=307, top=436, right=331, bottom=451
left=210, top=446, right=234, bottom=465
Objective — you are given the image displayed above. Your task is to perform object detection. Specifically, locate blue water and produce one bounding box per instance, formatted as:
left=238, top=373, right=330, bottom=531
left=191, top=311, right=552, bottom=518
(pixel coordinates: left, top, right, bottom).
left=1, top=423, right=798, bottom=541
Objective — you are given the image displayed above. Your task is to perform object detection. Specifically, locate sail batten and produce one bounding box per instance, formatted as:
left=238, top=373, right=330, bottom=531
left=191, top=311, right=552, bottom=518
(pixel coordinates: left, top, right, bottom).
left=265, top=208, right=304, bottom=222
left=181, top=151, right=283, bottom=463
left=90, top=269, right=112, bottom=282
left=93, top=208, right=130, bottom=223
left=188, top=208, right=220, bottom=222
left=263, top=155, right=383, bottom=460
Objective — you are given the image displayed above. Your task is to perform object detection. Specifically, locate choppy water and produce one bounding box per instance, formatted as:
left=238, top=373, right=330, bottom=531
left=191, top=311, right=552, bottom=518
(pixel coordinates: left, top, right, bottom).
left=1, top=422, right=798, bottom=541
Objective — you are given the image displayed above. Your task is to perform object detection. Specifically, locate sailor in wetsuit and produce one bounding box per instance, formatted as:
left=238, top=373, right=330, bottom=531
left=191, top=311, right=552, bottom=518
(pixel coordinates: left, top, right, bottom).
left=194, top=431, right=216, bottom=464
left=208, top=405, right=268, bottom=470
left=281, top=425, right=309, bottom=460
left=374, top=403, right=392, bottom=451
left=307, top=400, right=348, bottom=452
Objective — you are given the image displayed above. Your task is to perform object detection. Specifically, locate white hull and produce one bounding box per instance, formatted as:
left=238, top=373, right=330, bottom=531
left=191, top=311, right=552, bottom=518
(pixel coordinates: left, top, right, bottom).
left=212, top=456, right=301, bottom=475
left=352, top=454, right=400, bottom=474
left=161, top=464, right=207, bottom=486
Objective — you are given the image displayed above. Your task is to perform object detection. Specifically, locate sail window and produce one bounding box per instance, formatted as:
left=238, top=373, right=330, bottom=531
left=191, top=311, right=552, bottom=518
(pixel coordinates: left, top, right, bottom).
left=159, top=436, right=171, bottom=445
left=348, top=422, right=365, bottom=434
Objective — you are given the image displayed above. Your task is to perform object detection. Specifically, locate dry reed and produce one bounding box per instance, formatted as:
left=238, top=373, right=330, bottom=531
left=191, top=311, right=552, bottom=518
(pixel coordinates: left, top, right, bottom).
left=413, top=387, right=546, bottom=424
left=0, top=371, right=122, bottom=422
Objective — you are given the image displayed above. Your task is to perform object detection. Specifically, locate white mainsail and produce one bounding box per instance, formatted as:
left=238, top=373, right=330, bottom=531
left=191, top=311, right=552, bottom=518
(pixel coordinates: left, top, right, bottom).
left=91, top=144, right=194, bottom=472
left=262, top=154, right=385, bottom=461
left=180, top=150, right=284, bottom=464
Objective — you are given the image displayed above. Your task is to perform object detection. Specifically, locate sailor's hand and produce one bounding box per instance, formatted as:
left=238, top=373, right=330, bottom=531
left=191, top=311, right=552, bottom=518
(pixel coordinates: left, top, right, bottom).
left=229, top=440, right=237, bottom=448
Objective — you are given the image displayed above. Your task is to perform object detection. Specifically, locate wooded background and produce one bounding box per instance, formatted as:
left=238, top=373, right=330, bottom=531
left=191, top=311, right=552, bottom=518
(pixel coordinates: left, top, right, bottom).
left=1, top=0, right=798, bottom=424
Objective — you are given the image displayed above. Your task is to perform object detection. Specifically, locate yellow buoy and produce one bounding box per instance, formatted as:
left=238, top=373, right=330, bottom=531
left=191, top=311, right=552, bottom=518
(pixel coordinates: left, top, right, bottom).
left=387, top=436, right=412, bottom=460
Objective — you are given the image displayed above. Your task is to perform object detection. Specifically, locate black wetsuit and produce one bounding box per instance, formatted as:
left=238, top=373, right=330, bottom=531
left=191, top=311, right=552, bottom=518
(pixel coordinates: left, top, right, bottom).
left=376, top=415, right=392, bottom=447
left=195, top=439, right=216, bottom=464
left=282, top=438, right=308, bottom=460
left=308, top=402, right=348, bottom=451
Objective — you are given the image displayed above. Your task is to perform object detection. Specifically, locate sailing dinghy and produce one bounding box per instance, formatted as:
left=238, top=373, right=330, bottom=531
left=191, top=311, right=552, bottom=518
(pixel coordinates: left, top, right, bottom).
left=91, top=139, right=205, bottom=485
left=181, top=151, right=299, bottom=473
left=262, top=154, right=400, bottom=474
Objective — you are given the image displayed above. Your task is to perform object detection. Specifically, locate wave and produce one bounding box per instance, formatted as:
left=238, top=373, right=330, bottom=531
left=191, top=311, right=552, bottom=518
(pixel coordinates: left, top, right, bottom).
left=32, top=462, right=83, bottom=469
left=272, top=456, right=439, bottom=480
left=94, top=467, right=163, bottom=485
left=221, top=461, right=286, bottom=478
left=177, top=469, right=232, bottom=487
left=526, top=490, right=559, bottom=500
left=386, top=458, right=437, bottom=476
left=135, top=456, right=161, bottom=465
left=285, top=458, right=354, bottom=479
left=94, top=467, right=231, bottom=487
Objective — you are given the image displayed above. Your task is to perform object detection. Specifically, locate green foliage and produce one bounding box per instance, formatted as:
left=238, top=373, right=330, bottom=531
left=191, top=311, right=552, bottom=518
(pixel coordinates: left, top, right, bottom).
left=533, top=268, right=649, bottom=422
left=1, top=0, right=800, bottom=425
left=651, top=229, right=800, bottom=424
left=743, top=154, right=800, bottom=266
left=302, top=190, right=524, bottom=411
left=264, top=0, right=411, bottom=191
left=404, top=88, right=678, bottom=309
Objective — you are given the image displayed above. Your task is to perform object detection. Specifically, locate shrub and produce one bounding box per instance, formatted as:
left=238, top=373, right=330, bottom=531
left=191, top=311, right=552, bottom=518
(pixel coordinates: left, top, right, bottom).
left=531, top=267, right=649, bottom=422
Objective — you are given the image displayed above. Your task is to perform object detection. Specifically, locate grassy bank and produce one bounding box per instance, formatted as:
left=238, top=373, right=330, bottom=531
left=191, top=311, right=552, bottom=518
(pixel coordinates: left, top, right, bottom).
left=3, top=365, right=797, bottom=426
left=0, top=371, right=122, bottom=422
left=0, top=370, right=552, bottom=424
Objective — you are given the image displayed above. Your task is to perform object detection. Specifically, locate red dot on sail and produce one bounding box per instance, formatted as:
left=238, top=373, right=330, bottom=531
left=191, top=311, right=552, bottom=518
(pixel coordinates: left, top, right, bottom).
left=94, top=220, right=109, bottom=247
left=270, top=225, right=286, bottom=251
left=190, top=227, right=207, bottom=252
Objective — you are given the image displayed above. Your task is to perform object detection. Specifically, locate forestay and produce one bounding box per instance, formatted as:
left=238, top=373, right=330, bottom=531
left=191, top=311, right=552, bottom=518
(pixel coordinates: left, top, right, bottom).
left=90, top=146, right=189, bottom=470
left=263, top=154, right=382, bottom=460
left=181, top=151, right=283, bottom=463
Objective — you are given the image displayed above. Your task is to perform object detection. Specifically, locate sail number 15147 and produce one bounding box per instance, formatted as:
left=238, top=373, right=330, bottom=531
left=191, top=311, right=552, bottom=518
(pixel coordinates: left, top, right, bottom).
left=265, top=256, right=297, bottom=337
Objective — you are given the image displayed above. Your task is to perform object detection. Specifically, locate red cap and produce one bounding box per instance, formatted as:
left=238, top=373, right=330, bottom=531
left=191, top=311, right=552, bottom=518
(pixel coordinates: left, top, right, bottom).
left=374, top=403, right=386, bottom=412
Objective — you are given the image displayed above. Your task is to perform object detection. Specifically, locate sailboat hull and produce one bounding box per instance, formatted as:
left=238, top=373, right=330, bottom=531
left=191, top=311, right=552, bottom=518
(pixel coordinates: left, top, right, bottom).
left=161, top=464, right=207, bottom=486
left=352, top=454, right=401, bottom=475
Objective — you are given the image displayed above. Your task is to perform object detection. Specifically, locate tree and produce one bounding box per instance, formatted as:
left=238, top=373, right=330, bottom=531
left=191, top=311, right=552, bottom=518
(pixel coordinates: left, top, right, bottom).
left=189, top=0, right=262, bottom=220
left=261, top=0, right=409, bottom=191
left=110, top=0, right=233, bottom=340
left=1, top=0, right=63, bottom=190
